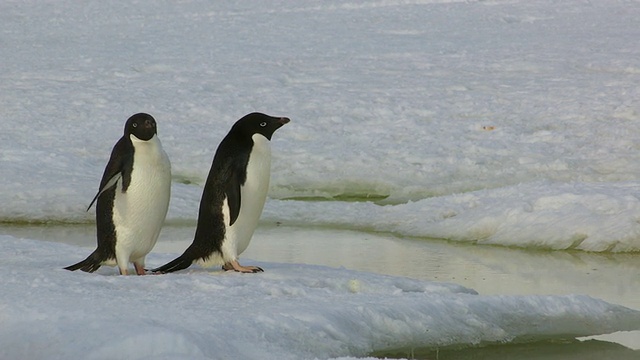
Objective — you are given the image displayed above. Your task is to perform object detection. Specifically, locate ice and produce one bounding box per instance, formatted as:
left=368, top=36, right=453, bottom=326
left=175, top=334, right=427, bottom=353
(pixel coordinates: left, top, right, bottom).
left=1, top=236, right=639, bottom=360
left=263, top=181, right=640, bottom=252
left=1, top=0, right=640, bottom=253
left=1, top=0, right=640, bottom=357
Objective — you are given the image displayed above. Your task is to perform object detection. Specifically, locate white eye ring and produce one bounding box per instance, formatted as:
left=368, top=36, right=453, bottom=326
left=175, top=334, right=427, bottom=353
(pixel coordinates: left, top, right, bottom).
left=260, top=122, right=267, bottom=127
left=132, top=123, right=138, bottom=128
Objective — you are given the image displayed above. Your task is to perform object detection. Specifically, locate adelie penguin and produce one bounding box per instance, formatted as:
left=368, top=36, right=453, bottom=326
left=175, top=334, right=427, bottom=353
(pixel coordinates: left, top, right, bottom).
left=65, top=113, right=171, bottom=275
left=153, top=112, right=289, bottom=274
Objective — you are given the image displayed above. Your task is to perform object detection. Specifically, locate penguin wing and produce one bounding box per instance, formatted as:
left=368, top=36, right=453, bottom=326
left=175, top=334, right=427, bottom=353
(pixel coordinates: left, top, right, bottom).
left=87, top=137, right=134, bottom=211
left=86, top=173, right=121, bottom=211
left=225, top=170, right=242, bottom=226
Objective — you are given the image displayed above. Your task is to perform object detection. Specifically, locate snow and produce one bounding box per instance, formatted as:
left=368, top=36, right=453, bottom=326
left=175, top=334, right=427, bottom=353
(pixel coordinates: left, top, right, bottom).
left=2, top=0, right=640, bottom=252
left=1, top=236, right=640, bottom=360
left=1, top=0, right=640, bottom=358
left=263, top=181, right=640, bottom=252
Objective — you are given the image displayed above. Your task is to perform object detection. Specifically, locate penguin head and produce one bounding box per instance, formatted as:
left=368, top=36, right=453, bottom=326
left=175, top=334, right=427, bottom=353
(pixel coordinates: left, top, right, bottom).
left=125, top=113, right=158, bottom=141
left=232, top=112, right=290, bottom=141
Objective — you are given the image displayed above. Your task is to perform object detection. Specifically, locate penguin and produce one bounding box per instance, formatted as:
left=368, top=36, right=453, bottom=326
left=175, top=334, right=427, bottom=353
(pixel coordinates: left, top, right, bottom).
left=65, top=113, right=171, bottom=275
left=153, top=112, right=289, bottom=274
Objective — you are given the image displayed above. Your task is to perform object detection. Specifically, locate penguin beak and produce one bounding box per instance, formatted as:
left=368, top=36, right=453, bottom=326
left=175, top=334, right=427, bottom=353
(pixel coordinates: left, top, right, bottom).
left=144, top=119, right=154, bottom=129
left=277, top=117, right=290, bottom=127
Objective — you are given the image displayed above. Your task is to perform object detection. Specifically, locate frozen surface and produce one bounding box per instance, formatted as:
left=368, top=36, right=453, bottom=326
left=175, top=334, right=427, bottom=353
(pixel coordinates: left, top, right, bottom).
left=264, top=181, right=640, bottom=252
left=2, top=1, right=640, bottom=358
left=1, top=235, right=639, bottom=360
left=1, top=0, right=640, bottom=252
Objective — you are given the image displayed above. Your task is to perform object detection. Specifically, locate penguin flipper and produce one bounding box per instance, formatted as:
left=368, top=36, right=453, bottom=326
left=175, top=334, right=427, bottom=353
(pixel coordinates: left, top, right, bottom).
left=151, top=254, right=194, bottom=274
left=225, top=171, right=242, bottom=226
left=86, top=173, right=122, bottom=211
left=87, top=136, right=134, bottom=211
left=64, top=252, right=103, bottom=273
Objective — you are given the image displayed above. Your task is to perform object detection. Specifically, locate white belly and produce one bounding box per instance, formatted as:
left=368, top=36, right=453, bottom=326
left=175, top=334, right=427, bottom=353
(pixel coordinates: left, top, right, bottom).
left=221, top=134, right=271, bottom=261
left=112, top=135, right=171, bottom=263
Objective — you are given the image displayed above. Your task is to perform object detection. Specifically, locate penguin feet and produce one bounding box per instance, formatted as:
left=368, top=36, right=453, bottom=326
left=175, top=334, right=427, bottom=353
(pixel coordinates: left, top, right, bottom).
left=118, top=263, right=148, bottom=275
left=222, top=261, right=264, bottom=273
left=134, top=263, right=147, bottom=276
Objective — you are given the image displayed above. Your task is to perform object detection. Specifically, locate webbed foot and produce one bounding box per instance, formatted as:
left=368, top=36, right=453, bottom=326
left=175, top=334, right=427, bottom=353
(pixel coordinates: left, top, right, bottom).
left=222, top=261, right=263, bottom=273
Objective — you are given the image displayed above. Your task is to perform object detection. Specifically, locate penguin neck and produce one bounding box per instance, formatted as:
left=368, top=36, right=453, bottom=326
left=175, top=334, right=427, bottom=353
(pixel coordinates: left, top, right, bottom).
left=130, top=134, right=162, bottom=149
left=246, top=133, right=272, bottom=182
left=250, top=133, right=271, bottom=155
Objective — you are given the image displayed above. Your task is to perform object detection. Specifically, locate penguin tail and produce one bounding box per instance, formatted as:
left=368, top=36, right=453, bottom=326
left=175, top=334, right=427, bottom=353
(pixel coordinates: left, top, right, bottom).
left=64, top=253, right=103, bottom=273
left=151, top=254, right=194, bottom=274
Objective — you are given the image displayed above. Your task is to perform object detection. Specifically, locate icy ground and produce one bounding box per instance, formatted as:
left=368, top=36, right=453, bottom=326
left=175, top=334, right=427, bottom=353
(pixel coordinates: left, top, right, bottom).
left=1, top=236, right=639, bottom=360
left=1, top=0, right=640, bottom=358
left=1, top=0, right=640, bottom=251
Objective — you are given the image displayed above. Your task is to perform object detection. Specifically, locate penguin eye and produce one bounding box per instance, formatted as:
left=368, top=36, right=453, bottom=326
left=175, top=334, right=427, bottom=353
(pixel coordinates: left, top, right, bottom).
left=259, top=122, right=267, bottom=127
left=132, top=123, right=138, bottom=128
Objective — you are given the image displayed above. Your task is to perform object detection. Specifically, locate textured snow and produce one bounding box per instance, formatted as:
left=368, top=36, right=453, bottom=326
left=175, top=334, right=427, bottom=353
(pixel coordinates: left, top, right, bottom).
left=1, top=0, right=640, bottom=252
left=1, top=0, right=640, bottom=358
left=264, top=181, right=640, bottom=252
left=1, top=236, right=639, bottom=360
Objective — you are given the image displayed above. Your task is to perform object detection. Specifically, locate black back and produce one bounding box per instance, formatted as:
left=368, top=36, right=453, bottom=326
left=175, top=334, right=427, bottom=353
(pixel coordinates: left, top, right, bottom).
left=179, top=113, right=289, bottom=262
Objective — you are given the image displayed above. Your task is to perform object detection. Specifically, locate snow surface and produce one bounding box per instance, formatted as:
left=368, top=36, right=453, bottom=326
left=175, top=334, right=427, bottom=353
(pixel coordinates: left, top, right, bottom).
left=1, top=0, right=640, bottom=252
left=264, top=181, right=640, bottom=252
left=1, top=236, right=640, bottom=360
left=2, top=0, right=640, bottom=358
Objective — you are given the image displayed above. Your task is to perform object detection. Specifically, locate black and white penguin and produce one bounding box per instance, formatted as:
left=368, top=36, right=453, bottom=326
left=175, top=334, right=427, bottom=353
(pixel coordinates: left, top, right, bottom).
left=65, top=113, right=171, bottom=275
left=153, top=112, right=289, bottom=274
